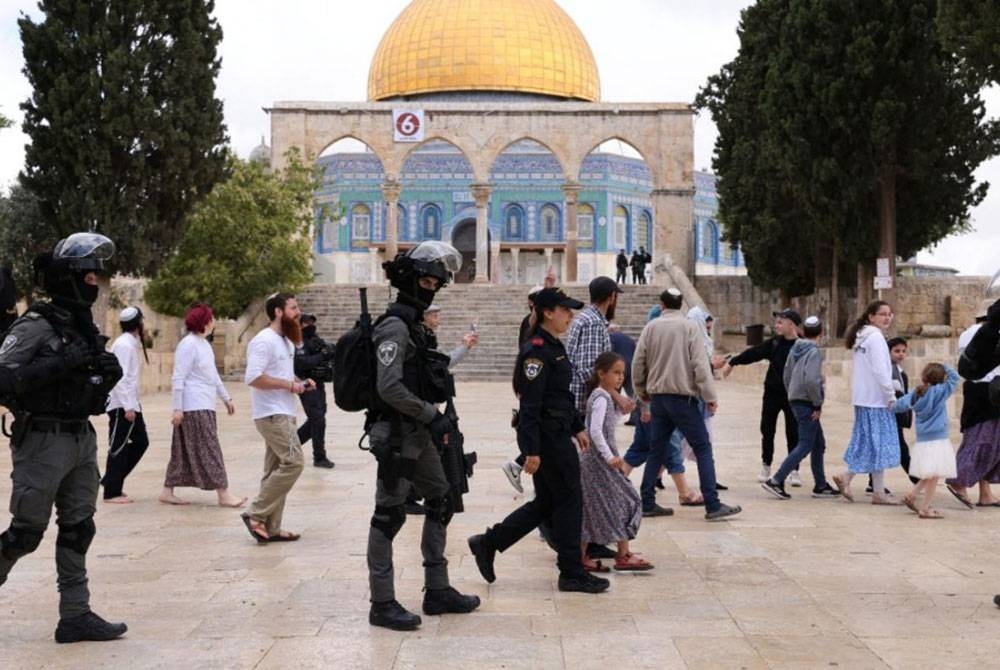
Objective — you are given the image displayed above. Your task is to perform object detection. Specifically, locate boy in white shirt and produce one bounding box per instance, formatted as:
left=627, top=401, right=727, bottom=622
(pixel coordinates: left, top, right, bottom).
left=102, top=307, right=149, bottom=503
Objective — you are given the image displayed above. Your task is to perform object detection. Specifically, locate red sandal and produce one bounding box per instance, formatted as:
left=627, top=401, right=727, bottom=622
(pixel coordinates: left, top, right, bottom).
left=614, top=553, right=654, bottom=571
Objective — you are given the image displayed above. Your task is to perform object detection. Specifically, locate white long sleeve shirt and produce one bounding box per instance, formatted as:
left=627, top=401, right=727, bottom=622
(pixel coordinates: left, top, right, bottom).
left=107, top=332, right=141, bottom=412
left=851, top=325, right=895, bottom=408
left=172, top=333, right=231, bottom=412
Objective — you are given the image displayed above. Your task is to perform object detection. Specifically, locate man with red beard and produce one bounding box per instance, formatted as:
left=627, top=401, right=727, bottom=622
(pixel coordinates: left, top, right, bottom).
left=240, top=293, right=315, bottom=543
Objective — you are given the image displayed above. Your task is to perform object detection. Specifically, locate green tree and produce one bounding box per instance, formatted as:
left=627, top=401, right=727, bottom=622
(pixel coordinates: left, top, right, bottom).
left=18, top=0, right=227, bottom=276
left=938, top=0, right=1000, bottom=86
left=0, top=183, right=58, bottom=298
left=0, top=111, right=11, bottom=130
left=697, top=0, right=999, bottom=302
left=145, top=151, right=322, bottom=319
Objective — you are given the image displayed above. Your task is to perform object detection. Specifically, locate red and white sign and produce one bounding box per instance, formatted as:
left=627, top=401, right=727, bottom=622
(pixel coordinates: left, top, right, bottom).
left=393, top=109, right=424, bottom=142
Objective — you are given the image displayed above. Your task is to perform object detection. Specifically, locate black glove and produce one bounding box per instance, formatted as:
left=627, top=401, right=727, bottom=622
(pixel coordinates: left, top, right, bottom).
left=94, top=351, right=123, bottom=386
left=428, top=412, right=454, bottom=445
left=62, top=338, right=93, bottom=370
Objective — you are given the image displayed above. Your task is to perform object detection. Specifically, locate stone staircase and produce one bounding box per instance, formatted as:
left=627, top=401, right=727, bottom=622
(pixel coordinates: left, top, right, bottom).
left=297, top=282, right=678, bottom=380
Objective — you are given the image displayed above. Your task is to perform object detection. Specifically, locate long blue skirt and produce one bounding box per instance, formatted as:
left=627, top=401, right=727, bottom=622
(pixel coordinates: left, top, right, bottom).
left=844, top=406, right=900, bottom=473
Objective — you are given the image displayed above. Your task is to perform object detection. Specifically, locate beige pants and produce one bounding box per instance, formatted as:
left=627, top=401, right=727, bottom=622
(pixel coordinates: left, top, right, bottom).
left=248, top=415, right=304, bottom=535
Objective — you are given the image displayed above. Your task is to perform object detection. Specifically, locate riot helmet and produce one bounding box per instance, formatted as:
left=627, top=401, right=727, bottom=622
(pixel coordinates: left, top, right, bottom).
left=35, top=232, right=115, bottom=307
left=382, top=240, right=462, bottom=310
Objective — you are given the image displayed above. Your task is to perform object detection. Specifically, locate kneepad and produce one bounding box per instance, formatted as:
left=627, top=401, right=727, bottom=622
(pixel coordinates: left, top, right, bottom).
left=56, top=517, right=96, bottom=554
left=423, top=494, right=454, bottom=527
left=370, top=504, right=406, bottom=540
left=0, top=525, right=44, bottom=560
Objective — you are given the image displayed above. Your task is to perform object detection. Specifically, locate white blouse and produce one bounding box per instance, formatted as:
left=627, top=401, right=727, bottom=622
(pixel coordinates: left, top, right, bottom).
left=172, top=333, right=231, bottom=412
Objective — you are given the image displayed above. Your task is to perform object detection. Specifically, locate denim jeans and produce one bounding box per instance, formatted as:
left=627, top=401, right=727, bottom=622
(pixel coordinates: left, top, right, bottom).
left=773, top=402, right=827, bottom=488
left=645, top=394, right=720, bottom=513
left=624, top=419, right=685, bottom=474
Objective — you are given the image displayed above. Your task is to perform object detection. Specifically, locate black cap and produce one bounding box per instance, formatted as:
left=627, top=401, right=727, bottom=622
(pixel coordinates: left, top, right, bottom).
left=589, top=276, right=623, bottom=302
left=772, top=308, right=802, bottom=326
left=300, top=313, right=317, bottom=324
left=533, top=287, right=585, bottom=310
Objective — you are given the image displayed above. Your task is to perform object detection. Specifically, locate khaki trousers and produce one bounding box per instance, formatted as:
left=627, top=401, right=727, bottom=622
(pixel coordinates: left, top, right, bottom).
left=248, top=415, right=304, bottom=535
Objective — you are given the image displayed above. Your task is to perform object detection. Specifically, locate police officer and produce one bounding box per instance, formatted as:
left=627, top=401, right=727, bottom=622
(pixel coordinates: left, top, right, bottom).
left=367, top=240, right=480, bottom=630
left=0, top=232, right=127, bottom=643
left=468, top=288, right=610, bottom=594
left=294, top=313, right=335, bottom=468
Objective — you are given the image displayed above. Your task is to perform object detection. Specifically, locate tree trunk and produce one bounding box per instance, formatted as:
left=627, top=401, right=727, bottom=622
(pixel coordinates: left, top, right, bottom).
left=830, top=239, right=840, bottom=341
left=857, top=262, right=873, bottom=312
left=877, top=163, right=898, bottom=305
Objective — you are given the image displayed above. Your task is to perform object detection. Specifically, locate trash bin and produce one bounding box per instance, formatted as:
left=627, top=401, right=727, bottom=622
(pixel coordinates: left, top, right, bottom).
left=746, top=324, right=765, bottom=346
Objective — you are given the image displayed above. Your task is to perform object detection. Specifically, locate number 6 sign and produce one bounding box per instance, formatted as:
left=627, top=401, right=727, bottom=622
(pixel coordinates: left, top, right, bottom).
left=393, top=109, right=425, bottom=142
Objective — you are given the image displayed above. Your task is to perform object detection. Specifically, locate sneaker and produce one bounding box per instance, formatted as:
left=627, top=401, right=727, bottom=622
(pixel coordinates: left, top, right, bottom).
left=369, top=599, right=421, bottom=631
left=811, top=484, right=840, bottom=498
left=642, top=503, right=674, bottom=517
left=761, top=478, right=790, bottom=500
left=787, top=471, right=803, bottom=487
left=502, top=461, right=524, bottom=493
left=467, top=534, right=497, bottom=583
left=757, top=465, right=771, bottom=482
left=558, top=572, right=610, bottom=593
left=422, top=587, right=481, bottom=615
left=705, top=503, right=743, bottom=521
left=54, top=611, right=127, bottom=643
left=313, top=458, right=335, bottom=469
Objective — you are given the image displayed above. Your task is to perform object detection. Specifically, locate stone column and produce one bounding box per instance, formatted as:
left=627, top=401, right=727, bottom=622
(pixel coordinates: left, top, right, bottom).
left=490, top=241, right=502, bottom=284
left=368, top=247, right=381, bottom=284
left=544, top=247, right=555, bottom=283
left=471, top=183, right=493, bottom=284
left=651, top=186, right=696, bottom=280
left=382, top=179, right=402, bottom=261
left=510, top=247, right=520, bottom=284
left=562, top=181, right=582, bottom=283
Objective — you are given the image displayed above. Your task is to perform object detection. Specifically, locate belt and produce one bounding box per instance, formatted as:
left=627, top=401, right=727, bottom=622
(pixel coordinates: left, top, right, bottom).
left=30, top=419, right=90, bottom=434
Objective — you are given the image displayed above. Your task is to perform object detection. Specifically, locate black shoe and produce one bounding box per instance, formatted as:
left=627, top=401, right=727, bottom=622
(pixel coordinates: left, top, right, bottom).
left=642, top=503, right=674, bottom=517
left=313, top=458, right=335, bottom=469
left=761, top=478, right=790, bottom=500
left=369, top=599, right=421, bottom=631
left=54, top=611, right=127, bottom=643
left=654, top=477, right=666, bottom=490
left=864, top=486, right=892, bottom=495
left=811, top=484, right=840, bottom=498
left=994, top=594, right=1000, bottom=608
left=405, top=501, right=426, bottom=515
left=586, top=543, right=617, bottom=560
left=705, top=503, right=743, bottom=521
left=716, top=482, right=729, bottom=491
left=468, top=534, right=496, bottom=583
left=422, top=586, right=481, bottom=615
left=558, top=572, right=610, bottom=594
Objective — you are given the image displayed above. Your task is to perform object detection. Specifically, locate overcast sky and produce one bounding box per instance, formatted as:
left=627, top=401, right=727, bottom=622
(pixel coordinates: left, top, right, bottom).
left=0, top=0, right=996, bottom=276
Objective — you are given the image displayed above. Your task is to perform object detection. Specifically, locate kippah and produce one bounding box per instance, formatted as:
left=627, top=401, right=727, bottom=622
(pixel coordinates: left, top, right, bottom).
left=666, top=288, right=682, bottom=297
left=804, top=316, right=821, bottom=327
left=119, top=306, right=140, bottom=322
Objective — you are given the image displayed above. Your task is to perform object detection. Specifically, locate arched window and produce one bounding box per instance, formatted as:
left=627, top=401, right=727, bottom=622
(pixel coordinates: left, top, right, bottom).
left=504, top=204, right=524, bottom=239
left=319, top=209, right=335, bottom=252
left=637, top=210, right=651, bottom=251
left=352, top=204, right=371, bottom=240
left=578, top=204, right=594, bottom=241
left=540, top=204, right=560, bottom=241
left=612, top=205, right=628, bottom=250
left=421, top=204, right=441, bottom=239
left=699, top=219, right=717, bottom=261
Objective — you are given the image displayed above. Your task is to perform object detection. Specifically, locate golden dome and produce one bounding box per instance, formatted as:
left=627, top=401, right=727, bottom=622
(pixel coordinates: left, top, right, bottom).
left=368, top=0, right=600, bottom=102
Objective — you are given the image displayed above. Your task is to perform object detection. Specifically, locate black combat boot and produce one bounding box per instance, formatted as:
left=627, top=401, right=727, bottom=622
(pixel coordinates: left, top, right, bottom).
left=54, top=611, right=128, bottom=643
left=422, top=586, right=481, bottom=615
left=369, top=599, right=421, bottom=631
left=467, top=533, right=496, bottom=583
left=558, top=572, right=610, bottom=594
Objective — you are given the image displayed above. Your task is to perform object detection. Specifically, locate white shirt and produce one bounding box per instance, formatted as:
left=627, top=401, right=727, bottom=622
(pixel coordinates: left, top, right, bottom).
left=851, top=326, right=895, bottom=408
left=245, top=327, right=297, bottom=420
left=959, top=323, right=1000, bottom=383
left=172, top=333, right=231, bottom=412
left=107, top=332, right=141, bottom=412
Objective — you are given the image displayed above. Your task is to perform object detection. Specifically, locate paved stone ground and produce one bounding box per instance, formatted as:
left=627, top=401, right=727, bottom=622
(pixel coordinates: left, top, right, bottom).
left=3, top=379, right=1000, bottom=669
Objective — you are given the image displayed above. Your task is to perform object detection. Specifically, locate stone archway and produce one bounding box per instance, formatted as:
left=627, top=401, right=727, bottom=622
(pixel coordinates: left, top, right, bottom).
left=451, top=218, right=489, bottom=283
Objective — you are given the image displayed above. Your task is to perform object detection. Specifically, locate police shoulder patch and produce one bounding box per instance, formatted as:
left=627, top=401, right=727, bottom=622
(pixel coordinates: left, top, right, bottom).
left=0, top=334, right=17, bottom=356
left=531, top=337, right=544, bottom=347
left=523, top=357, right=544, bottom=380
left=377, top=340, right=399, bottom=366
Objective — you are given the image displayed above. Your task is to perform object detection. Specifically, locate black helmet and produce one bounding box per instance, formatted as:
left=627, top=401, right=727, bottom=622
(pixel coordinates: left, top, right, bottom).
left=35, top=232, right=115, bottom=307
left=383, top=241, right=462, bottom=311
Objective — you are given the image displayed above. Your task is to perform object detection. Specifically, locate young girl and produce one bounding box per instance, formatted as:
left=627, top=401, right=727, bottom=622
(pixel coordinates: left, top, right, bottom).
left=895, top=363, right=960, bottom=518
left=581, top=352, right=652, bottom=572
left=833, top=301, right=901, bottom=504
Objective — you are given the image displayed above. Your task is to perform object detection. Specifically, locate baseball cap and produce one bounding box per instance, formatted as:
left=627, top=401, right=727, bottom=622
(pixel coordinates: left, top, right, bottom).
left=589, top=276, right=623, bottom=303
left=533, top=288, right=585, bottom=310
left=773, top=308, right=802, bottom=326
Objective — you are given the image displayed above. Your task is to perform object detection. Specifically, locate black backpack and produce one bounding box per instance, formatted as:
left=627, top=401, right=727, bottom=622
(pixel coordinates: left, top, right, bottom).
left=333, top=288, right=378, bottom=412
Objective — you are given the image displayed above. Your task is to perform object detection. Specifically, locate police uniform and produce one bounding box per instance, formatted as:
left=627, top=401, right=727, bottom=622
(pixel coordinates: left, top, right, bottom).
left=366, top=240, right=479, bottom=631
left=468, top=288, right=608, bottom=593
left=0, top=232, right=127, bottom=643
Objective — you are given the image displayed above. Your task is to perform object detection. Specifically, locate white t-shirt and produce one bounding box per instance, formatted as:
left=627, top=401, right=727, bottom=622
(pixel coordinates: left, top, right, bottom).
left=245, top=327, right=297, bottom=419
left=172, top=333, right=231, bottom=412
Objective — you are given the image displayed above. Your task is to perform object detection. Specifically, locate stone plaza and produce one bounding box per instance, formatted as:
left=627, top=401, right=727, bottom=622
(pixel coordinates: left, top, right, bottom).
left=3, top=377, right=999, bottom=669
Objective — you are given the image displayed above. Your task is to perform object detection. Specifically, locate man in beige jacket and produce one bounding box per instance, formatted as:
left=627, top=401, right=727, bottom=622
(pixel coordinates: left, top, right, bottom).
left=632, top=288, right=742, bottom=521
